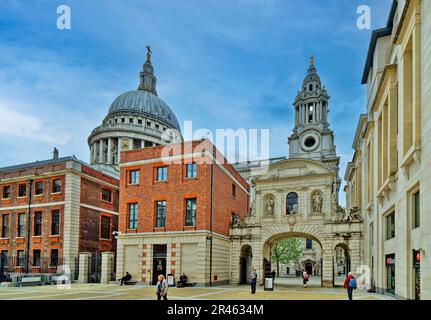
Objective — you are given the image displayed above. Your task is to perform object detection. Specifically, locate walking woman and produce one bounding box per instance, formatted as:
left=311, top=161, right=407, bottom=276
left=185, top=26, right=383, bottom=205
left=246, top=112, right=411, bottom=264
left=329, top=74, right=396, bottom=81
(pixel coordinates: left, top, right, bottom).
left=302, top=271, right=309, bottom=288
left=156, top=274, right=169, bottom=300
left=250, top=268, right=257, bottom=294
left=344, top=272, right=357, bottom=301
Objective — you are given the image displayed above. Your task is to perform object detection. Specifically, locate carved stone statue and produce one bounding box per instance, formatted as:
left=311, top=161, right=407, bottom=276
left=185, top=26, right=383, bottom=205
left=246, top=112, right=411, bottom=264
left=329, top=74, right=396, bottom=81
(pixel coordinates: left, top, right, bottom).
left=343, top=207, right=362, bottom=223
left=265, top=197, right=275, bottom=216
left=312, top=193, right=323, bottom=213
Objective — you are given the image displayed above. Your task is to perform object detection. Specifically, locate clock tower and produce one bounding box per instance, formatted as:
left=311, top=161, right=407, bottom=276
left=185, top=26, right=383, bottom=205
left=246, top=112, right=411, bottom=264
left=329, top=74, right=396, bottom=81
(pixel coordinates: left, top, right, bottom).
left=288, top=56, right=340, bottom=174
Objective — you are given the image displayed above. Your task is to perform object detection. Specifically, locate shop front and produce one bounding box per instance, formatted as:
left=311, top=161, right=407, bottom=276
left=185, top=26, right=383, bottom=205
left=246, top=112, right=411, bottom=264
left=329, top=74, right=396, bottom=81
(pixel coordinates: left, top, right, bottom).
left=385, top=254, right=395, bottom=295
left=413, top=250, right=420, bottom=300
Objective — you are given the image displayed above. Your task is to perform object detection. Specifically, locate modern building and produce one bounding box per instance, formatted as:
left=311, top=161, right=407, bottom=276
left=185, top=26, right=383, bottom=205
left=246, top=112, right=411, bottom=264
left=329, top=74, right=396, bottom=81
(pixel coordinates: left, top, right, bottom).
left=116, top=140, right=250, bottom=286
left=87, top=47, right=182, bottom=175
left=344, top=0, right=431, bottom=299
left=0, top=149, right=119, bottom=281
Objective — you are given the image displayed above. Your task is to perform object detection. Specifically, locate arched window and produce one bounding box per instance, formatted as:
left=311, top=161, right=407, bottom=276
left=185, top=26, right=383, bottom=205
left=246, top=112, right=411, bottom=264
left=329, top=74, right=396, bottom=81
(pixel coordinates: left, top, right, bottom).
left=286, top=192, right=298, bottom=215
left=309, top=84, right=313, bottom=91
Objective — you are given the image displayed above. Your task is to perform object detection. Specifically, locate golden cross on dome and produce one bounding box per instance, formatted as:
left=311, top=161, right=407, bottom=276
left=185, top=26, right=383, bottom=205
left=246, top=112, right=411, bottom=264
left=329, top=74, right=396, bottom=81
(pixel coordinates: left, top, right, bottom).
left=310, top=55, right=314, bottom=65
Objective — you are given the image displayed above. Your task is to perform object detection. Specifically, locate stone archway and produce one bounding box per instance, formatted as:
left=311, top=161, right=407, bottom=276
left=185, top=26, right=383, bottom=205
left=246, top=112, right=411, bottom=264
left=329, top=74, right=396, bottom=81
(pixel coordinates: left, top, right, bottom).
left=334, top=243, right=350, bottom=287
left=239, top=245, right=253, bottom=285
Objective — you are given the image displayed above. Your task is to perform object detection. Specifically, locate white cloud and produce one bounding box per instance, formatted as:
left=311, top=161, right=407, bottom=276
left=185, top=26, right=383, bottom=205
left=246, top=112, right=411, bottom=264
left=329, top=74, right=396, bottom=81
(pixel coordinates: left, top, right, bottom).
left=0, top=101, right=71, bottom=145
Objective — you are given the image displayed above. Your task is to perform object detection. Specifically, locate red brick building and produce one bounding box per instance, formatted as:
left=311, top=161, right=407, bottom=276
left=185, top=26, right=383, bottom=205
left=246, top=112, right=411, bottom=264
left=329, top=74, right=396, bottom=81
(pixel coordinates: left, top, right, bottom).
left=0, top=153, right=119, bottom=280
left=116, top=140, right=249, bottom=286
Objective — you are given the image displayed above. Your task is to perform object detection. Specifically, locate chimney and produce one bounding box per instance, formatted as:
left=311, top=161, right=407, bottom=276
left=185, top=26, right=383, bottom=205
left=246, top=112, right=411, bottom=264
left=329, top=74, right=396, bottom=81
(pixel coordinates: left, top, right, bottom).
left=53, top=147, right=59, bottom=160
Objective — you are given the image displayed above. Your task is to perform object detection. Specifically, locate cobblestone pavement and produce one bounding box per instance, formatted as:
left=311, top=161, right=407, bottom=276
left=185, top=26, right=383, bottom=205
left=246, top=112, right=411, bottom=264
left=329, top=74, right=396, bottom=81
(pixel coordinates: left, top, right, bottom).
left=0, top=283, right=395, bottom=300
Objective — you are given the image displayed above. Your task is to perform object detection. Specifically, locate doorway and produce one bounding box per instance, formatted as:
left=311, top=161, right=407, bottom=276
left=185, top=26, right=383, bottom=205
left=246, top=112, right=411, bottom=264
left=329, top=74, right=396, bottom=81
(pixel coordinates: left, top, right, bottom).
left=239, top=245, right=252, bottom=284
left=152, top=244, right=167, bottom=285
left=305, top=262, right=313, bottom=275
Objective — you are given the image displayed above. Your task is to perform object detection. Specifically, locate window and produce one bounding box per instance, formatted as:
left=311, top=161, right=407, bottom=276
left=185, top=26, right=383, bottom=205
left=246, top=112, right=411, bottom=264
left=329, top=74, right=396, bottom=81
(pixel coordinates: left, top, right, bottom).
left=306, top=239, right=313, bottom=249
left=33, top=250, right=41, bottom=267
left=138, top=119, right=142, bottom=125
left=370, top=222, right=374, bottom=246
left=16, top=250, right=24, bottom=267
left=129, top=118, right=133, bottom=123
left=386, top=212, right=395, bottom=240
left=18, top=184, right=26, bottom=197
left=286, top=192, right=298, bottom=215
left=129, top=170, right=140, bottom=185
left=185, top=198, right=197, bottom=227
left=1, top=215, right=9, bottom=238
left=413, top=191, right=420, bottom=229
left=35, top=181, right=43, bottom=195
left=101, top=216, right=111, bottom=239
left=308, top=105, right=314, bottom=122
left=232, top=184, right=236, bottom=197
left=17, top=213, right=25, bottom=237
left=102, top=189, right=112, bottom=202
left=0, top=251, right=8, bottom=268
left=51, top=210, right=60, bottom=235
left=147, top=121, right=151, bottom=127
left=155, top=124, right=160, bottom=130
left=186, top=163, right=197, bottom=178
left=50, top=249, right=59, bottom=267
left=52, top=179, right=62, bottom=193
left=155, top=201, right=166, bottom=228
left=34, top=212, right=42, bottom=236
left=128, top=203, right=138, bottom=229
left=156, top=167, right=167, bottom=182
left=121, top=118, right=125, bottom=123
left=2, top=186, right=11, bottom=199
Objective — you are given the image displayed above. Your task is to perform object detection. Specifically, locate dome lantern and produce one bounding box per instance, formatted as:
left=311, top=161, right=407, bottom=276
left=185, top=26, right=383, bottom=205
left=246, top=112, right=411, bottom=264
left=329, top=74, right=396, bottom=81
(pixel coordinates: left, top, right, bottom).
left=138, top=45, right=158, bottom=95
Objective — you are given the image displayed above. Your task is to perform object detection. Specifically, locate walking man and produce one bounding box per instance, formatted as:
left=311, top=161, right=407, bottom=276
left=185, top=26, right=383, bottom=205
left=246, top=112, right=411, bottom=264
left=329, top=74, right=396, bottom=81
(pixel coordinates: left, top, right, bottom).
left=344, top=272, right=357, bottom=301
left=250, top=268, right=257, bottom=294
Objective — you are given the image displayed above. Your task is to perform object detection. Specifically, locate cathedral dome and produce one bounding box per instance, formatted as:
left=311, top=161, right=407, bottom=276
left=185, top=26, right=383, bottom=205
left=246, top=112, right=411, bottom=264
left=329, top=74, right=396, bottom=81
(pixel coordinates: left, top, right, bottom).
left=107, top=90, right=181, bottom=131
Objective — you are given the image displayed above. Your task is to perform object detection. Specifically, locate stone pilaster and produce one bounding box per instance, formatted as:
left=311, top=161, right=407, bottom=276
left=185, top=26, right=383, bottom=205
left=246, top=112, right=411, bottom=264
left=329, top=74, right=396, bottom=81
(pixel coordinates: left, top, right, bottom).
left=77, top=252, right=91, bottom=283
left=100, top=251, right=115, bottom=284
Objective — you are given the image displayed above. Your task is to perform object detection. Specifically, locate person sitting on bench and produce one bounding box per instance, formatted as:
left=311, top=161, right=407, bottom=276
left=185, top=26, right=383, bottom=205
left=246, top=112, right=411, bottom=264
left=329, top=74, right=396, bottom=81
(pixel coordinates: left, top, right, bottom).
left=177, top=273, right=188, bottom=287
left=119, top=272, right=132, bottom=286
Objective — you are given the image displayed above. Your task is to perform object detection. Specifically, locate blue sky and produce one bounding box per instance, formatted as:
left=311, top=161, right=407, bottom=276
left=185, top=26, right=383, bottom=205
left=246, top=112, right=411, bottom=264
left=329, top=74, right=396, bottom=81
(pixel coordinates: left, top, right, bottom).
left=0, top=0, right=392, bottom=202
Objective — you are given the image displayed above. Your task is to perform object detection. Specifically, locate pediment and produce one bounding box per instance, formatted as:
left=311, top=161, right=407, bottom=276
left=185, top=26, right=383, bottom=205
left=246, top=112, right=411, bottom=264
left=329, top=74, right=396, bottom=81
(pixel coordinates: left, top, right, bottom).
left=253, top=159, right=334, bottom=182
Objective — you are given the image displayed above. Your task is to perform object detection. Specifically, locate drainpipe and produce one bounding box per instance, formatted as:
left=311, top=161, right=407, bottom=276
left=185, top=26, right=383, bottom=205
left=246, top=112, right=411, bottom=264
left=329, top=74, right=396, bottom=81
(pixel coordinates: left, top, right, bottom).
left=26, top=179, right=33, bottom=274
left=209, top=145, right=215, bottom=287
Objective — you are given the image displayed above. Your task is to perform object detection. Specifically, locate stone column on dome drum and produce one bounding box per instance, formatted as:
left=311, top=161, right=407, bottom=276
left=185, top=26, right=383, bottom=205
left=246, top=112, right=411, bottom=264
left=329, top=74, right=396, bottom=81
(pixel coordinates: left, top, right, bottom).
left=107, top=138, right=112, bottom=164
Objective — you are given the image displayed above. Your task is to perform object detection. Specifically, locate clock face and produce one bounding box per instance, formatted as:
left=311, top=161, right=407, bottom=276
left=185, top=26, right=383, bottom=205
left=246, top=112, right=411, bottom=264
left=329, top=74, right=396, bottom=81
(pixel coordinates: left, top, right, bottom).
left=300, top=132, right=320, bottom=152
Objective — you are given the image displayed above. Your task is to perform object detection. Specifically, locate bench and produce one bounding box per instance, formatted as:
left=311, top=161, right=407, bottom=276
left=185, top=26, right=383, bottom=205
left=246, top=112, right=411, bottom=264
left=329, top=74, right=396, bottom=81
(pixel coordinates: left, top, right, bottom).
left=123, top=280, right=137, bottom=285
left=182, top=282, right=197, bottom=288
left=17, top=276, right=43, bottom=287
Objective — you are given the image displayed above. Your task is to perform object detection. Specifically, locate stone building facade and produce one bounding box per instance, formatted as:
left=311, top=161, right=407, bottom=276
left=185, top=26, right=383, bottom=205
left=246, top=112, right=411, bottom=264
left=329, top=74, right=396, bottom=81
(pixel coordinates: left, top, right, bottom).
left=116, top=140, right=249, bottom=286
left=344, top=0, right=431, bottom=300
left=0, top=151, right=119, bottom=280
left=231, top=59, right=363, bottom=288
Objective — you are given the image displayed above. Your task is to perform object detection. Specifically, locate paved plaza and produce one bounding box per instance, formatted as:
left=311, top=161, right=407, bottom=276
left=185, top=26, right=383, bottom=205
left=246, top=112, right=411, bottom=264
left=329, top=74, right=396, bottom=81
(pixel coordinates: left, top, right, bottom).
left=0, top=283, right=394, bottom=300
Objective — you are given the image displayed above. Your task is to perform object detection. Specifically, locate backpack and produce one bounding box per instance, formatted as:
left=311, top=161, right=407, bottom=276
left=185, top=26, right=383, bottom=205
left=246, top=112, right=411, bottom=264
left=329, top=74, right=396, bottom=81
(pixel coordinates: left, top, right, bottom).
left=349, top=277, right=357, bottom=288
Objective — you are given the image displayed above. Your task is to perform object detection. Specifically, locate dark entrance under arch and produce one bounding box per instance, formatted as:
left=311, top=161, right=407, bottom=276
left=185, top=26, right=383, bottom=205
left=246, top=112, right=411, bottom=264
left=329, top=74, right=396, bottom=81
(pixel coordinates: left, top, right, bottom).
left=240, top=245, right=252, bottom=285
left=305, top=262, right=313, bottom=275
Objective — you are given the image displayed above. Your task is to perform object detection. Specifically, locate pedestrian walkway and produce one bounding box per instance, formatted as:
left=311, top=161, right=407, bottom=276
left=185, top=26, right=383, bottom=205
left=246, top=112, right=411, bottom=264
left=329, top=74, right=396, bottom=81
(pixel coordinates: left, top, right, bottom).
left=0, top=283, right=395, bottom=300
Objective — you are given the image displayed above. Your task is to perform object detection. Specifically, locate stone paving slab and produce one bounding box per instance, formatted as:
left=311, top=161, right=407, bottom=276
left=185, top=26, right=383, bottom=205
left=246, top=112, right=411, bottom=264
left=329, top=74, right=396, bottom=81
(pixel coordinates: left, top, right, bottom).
left=0, top=283, right=394, bottom=300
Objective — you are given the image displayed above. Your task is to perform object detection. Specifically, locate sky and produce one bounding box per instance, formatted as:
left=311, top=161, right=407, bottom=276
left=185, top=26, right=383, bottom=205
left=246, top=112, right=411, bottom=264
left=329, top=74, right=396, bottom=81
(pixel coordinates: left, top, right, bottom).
left=0, top=0, right=393, bottom=203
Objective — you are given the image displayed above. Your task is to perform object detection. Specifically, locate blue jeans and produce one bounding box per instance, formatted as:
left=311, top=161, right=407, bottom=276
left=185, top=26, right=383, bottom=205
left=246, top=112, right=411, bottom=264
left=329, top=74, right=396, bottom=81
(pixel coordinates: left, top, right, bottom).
left=251, top=282, right=256, bottom=293
left=347, top=287, right=353, bottom=300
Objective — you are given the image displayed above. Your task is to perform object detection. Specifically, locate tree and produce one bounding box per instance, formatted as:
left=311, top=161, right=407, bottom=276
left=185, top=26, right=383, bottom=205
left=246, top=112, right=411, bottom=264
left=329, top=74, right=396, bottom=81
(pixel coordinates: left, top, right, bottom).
left=271, top=238, right=303, bottom=276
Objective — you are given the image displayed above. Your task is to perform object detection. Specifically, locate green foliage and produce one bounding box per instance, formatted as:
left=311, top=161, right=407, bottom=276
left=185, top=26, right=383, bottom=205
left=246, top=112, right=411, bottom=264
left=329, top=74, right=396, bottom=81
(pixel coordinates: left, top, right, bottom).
left=272, top=238, right=303, bottom=266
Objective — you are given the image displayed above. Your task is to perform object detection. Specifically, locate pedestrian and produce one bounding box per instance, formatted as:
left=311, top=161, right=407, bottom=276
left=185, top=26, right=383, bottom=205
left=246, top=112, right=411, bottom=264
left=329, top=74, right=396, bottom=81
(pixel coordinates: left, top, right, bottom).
left=156, top=274, right=169, bottom=300
left=250, top=268, right=257, bottom=294
left=302, top=271, right=309, bottom=288
left=344, top=272, right=357, bottom=301
left=271, top=270, right=276, bottom=285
